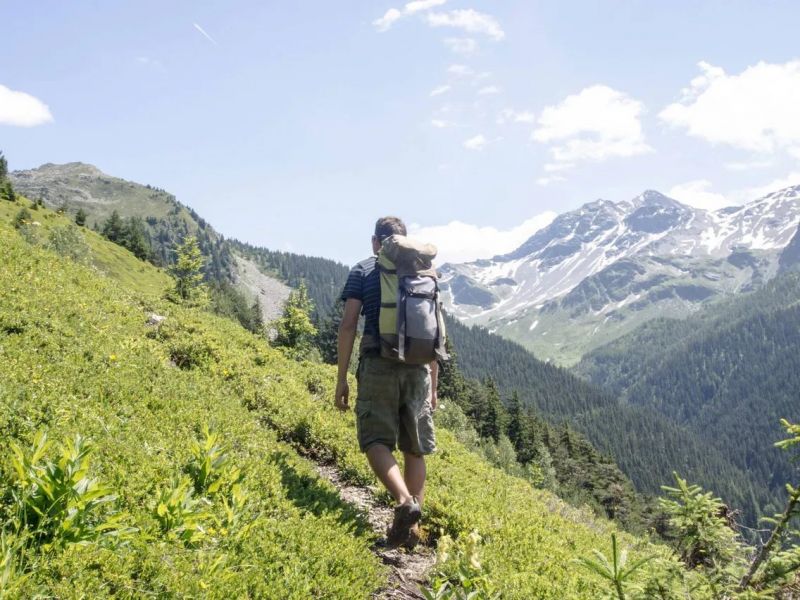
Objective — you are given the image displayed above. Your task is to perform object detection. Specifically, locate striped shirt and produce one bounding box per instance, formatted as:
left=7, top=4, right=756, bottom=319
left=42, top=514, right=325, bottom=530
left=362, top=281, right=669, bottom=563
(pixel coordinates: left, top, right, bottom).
left=341, top=256, right=381, bottom=353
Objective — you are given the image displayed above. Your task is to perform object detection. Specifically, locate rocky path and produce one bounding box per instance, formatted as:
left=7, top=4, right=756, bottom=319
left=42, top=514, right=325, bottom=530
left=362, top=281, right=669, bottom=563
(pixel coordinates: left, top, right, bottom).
left=314, top=464, right=436, bottom=600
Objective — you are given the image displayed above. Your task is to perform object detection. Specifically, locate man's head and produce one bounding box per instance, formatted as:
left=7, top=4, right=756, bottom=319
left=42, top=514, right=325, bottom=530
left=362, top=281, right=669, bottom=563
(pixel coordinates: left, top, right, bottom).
left=372, top=216, right=406, bottom=253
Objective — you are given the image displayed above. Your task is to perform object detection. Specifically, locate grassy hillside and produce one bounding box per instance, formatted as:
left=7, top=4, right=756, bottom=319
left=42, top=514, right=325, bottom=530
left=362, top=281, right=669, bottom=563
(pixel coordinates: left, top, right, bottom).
left=0, top=199, right=686, bottom=598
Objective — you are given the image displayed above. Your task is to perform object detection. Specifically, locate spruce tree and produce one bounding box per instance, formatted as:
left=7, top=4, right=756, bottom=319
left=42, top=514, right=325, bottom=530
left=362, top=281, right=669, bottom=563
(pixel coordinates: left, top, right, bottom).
left=75, top=208, right=88, bottom=227
left=169, top=236, right=208, bottom=306
left=0, top=151, right=7, bottom=180
left=273, top=283, right=318, bottom=360
left=102, top=210, right=125, bottom=243
left=123, top=216, right=152, bottom=260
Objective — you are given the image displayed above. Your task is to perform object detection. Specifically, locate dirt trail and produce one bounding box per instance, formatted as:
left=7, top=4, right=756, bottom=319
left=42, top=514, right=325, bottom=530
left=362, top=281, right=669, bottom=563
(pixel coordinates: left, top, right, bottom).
left=314, top=464, right=436, bottom=600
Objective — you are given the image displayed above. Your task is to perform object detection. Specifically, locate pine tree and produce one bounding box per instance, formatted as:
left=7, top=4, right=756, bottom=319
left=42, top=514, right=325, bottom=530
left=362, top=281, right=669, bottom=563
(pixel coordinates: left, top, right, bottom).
left=102, top=210, right=125, bottom=243
left=438, top=337, right=467, bottom=401
left=169, top=236, right=208, bottom=306
left=123, top=217, right=152, bottom=260
left=273, top=283, right=318, bottom=360
left=314, top=300, right=343, bottom=365
left=75, top=208, right=88, bottom=227
left=0, top=151, right=7, bottom=180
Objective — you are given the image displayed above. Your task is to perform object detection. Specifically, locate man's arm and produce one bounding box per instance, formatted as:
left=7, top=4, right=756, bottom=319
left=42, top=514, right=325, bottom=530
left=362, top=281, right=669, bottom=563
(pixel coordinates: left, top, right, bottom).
left=429, top=359, right=439, bottom=411
left=335, top=298, right=362, bottom=411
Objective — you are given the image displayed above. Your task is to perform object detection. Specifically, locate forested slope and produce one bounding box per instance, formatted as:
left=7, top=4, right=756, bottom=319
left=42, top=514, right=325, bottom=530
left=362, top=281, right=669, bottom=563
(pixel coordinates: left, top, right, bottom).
left=577, top=273, right=800, bottom=519
left=444, top=315, right=768, bottom=524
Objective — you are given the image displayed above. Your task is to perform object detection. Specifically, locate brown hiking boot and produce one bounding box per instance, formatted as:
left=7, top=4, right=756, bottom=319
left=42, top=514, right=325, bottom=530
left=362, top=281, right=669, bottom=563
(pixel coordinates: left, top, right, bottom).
left=404, top=523, right=421, bottom=550
left=386, top=497, right=421, bottom=549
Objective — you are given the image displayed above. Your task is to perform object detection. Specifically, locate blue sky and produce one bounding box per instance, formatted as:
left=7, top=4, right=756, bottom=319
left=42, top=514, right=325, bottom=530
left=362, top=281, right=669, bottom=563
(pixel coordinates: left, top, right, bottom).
left=2, top=1, right=800, bottom=264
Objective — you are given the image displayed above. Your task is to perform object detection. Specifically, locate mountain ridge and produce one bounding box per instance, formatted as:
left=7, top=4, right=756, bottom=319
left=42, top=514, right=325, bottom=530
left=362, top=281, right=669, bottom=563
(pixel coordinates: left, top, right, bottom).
left=441, top=185, right=800, bottom=364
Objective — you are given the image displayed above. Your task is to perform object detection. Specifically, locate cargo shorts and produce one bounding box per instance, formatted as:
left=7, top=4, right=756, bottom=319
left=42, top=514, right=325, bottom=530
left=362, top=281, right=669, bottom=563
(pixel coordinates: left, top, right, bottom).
left=355, top=355, right=436, bottom=456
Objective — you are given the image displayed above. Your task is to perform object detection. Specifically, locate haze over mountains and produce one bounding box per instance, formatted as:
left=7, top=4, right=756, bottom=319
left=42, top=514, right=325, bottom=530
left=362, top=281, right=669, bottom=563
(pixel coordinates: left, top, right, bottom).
left=440, top=186, right=800, bottom=364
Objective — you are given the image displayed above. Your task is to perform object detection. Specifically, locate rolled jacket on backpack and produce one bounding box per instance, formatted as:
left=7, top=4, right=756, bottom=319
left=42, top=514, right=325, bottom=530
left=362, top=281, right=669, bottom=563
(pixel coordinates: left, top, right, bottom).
left=379, top=235, right=438, bottom=278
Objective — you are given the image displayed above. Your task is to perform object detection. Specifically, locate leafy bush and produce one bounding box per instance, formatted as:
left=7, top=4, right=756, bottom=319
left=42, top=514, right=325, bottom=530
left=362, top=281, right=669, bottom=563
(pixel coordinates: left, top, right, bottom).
left=4, top=432, right=134, bottom=551
left=47, top=224, right=90, bottom=263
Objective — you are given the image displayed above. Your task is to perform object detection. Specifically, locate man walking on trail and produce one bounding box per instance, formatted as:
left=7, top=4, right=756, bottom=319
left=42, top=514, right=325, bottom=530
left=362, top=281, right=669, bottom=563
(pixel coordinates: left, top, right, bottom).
left=335, top=216, right=440, bottom=549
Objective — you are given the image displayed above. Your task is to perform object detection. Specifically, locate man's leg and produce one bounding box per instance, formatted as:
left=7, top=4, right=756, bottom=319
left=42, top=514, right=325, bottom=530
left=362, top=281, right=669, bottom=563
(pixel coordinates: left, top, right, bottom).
left=403, top=452, right=426, bottom=505
left=366, top=444, right=414, bottom=504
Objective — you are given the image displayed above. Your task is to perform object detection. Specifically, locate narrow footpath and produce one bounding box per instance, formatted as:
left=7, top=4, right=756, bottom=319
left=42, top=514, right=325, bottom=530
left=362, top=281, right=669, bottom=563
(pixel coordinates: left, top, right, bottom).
left=314, top=464, right=436, bottom=600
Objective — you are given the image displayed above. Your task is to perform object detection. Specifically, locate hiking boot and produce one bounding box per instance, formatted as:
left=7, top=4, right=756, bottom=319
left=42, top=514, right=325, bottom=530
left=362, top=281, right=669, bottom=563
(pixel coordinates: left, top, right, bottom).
left=386, top=497, right=421, bottom=549
left=404, top=523, right=421, bottom=550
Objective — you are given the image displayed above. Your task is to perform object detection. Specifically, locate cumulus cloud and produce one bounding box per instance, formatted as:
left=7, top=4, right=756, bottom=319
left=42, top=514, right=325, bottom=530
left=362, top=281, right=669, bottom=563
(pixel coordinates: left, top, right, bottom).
left=667, top=180, right=730, bottom=211
left=533, top=85, right=651, bottom=168
left=431, top=119, right=451, bottom=128
left=660, top=60, right=800, bottom=157
left=443, top=37, right=477, bottom=55
left=373, top=0, right=446, bottom=31
left=496, top=108, right=535, bottom=125
left=426, top=9, right=505, bottom=40
left=463, top=134, right=487, bottom=150
left=429, top=84, right=451, bottom=97
left=410, top=212, right=557, bottom=264
left=0, top=85, right=53, bottom=127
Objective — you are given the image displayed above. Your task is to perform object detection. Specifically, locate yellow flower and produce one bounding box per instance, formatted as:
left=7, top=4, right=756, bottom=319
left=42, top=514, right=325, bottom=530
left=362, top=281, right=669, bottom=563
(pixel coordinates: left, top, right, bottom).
left=109, top=354, right=117, bottom=362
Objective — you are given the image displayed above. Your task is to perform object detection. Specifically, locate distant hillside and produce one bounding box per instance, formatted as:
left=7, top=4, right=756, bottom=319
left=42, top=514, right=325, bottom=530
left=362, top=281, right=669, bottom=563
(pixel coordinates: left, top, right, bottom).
left=576, top=272, right=800, bottom=519
left=445, top=315, right=769, bottom=525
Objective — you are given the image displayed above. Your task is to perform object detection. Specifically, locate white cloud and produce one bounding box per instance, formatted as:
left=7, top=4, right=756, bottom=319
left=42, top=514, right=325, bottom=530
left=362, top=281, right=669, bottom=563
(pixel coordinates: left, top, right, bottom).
left=463, top=134, right=487, bottom=150
left=410, top=212, right=557, bottom=264
left=660, top=60, right=800, bottom=157
left=426, top=9, right=505, bottom=40
left=533, top=85, right=651, bottom=167
left=431, top=119, right=451, bottom=128
left=731, top=172, right=800, bottom=203
left=0, top=85, right=53, bottom=127
left=429, top=84, right=451, bottom=97
left=373, top=8, right=403, bottom=31
left=193, top=22, right=218, bottom=45
left=497, top=108, right=535, bottom=125
left=136, top=56, right=166, bottom=73
left=478, top=85, right=500, bottom=95
left=667, top=180, right=730, bottom=211
left=447, top=64, right=474, bottom=77
left=373, top=0, right=446, bottom=31
left=443, top=37, right=477, bottom=55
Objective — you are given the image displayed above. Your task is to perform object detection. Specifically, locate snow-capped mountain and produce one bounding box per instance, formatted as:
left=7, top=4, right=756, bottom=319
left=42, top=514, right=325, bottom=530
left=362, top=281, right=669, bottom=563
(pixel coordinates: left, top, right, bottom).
left=441, top=186, right=800, bottom=365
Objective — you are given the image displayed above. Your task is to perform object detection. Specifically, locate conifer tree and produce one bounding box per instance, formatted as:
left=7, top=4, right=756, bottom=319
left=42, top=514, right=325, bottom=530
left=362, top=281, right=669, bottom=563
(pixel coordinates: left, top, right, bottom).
left=123, top=216, right=152, bottom=260
left=169, top=236, right=208, bottom=307
left=0, top=151, right=7, bottom=180
left=314, top=300, right=343, bottom=365
left=102, top=210, right=125, bottom=243
left=75, top=208, right=88, bottom=227
left=273, top=283, right=318, bottom=360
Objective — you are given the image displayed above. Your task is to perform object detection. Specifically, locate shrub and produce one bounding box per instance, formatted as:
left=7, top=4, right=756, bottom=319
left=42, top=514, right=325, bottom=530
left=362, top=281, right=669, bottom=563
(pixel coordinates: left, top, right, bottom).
left=47, top=224, right=90, bottom=263
left=4, top=431, right=134, bottom=551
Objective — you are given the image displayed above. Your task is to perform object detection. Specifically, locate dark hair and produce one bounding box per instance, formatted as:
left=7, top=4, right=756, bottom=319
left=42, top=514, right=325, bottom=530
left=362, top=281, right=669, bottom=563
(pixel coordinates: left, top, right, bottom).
left=374, top=216, right=407, bottom=242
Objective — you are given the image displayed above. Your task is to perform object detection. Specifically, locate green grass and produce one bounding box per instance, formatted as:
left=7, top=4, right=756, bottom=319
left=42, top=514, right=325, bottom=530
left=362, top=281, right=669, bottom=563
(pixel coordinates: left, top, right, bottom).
left=0, top=199, right=691, bottom=598
left=0, top=199, right=170, bottom=297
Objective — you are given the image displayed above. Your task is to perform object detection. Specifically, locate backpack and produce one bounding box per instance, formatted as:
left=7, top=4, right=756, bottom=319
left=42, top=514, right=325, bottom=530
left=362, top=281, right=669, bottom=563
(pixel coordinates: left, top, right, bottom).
left=377, top=235, right=448, bottom=365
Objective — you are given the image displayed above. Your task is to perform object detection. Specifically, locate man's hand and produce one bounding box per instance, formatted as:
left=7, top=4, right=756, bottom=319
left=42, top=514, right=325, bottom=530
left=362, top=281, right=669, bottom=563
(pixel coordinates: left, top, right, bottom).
left=430, top=389, right=438, bottom=412
left=335, top=379, right=350, bottom=411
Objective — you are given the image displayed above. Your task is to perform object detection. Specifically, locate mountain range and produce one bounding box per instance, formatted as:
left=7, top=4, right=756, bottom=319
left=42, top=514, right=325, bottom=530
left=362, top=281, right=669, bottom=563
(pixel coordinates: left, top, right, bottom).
left=441, top=187, right=800, bottom=365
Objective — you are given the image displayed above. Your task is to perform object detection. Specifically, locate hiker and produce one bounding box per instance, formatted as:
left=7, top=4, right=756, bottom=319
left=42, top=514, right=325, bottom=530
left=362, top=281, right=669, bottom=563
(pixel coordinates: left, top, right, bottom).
left=335, top=216, right=447, bottom=549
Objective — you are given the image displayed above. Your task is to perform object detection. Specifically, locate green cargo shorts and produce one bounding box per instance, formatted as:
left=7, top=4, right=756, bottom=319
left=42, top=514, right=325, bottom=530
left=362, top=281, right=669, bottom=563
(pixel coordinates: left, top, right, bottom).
left=355, top=355, right=436, bottom=456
